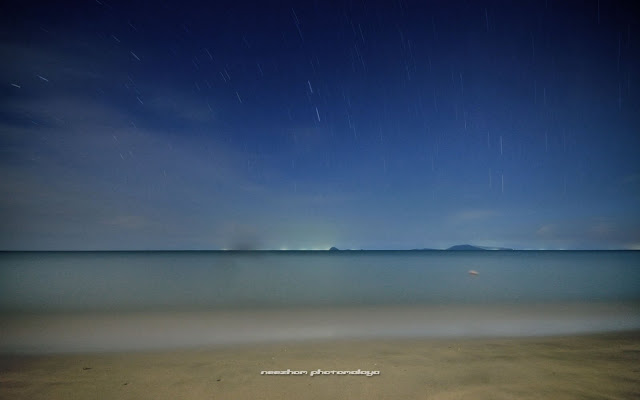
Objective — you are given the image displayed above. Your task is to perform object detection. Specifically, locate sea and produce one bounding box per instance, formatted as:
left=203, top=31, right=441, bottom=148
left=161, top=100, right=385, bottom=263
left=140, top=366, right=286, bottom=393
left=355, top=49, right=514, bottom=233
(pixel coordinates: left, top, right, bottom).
left=1, top=250, right=639, bottom=353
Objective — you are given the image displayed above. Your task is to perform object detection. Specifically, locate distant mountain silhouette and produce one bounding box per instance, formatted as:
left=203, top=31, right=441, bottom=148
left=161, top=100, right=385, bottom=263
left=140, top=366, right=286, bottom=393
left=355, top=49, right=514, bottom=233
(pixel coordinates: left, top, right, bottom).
left=447, top=244, right=513, bottom=251
left=328, top=245, right=513, bottom=251
left=446, top=244, right=486, bottom=251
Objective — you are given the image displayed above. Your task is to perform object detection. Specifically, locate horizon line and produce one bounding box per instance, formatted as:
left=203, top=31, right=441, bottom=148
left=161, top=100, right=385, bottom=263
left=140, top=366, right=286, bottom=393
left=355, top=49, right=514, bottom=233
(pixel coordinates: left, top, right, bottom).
left=1, top=248, right=637, bottom=252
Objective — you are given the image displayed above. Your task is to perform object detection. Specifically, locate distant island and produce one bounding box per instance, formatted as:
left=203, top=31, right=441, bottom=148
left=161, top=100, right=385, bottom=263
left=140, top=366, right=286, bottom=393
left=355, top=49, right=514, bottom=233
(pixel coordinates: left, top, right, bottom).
left=329, top=244, right=514, bottom=251
left=445, top=244, right=514, bottom=251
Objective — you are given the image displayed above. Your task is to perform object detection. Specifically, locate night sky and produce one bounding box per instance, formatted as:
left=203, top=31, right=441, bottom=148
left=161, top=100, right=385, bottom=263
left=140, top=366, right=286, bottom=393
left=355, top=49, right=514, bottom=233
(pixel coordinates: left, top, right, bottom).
left=1, top=1, right=638, bottom=250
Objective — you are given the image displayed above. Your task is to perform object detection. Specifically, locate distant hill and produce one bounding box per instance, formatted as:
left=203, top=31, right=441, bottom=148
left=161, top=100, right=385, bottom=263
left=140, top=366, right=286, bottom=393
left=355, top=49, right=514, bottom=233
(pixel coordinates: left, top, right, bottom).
left=446, top=244, right=486, bottom=251
left=446, top=244, right=513, bottom=251
left=328, top=245, right=513, bottom=251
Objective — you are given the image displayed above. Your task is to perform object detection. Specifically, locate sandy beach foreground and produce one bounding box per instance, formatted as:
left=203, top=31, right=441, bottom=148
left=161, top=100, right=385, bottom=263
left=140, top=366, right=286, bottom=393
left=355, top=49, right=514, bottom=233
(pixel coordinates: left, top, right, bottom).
left=1, top=332, right=639, bottom=400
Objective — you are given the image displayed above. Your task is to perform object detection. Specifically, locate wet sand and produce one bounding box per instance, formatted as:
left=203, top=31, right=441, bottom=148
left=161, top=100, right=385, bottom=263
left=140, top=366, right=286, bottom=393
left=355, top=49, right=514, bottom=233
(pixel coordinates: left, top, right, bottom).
left=2, top=331, right=639, bottom=399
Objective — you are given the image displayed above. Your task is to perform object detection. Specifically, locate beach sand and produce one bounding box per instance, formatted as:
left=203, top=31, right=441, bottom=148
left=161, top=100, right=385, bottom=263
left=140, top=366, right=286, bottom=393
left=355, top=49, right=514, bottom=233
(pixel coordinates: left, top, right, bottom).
left=1, top=332, right=639, bottom=400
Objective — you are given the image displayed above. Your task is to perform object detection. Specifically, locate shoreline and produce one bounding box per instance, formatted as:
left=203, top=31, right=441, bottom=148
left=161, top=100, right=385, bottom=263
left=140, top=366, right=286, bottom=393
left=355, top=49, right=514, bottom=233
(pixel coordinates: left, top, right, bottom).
left=3, top=302, right=639, bottom=354
left=2, top=331, right=639, bottom=399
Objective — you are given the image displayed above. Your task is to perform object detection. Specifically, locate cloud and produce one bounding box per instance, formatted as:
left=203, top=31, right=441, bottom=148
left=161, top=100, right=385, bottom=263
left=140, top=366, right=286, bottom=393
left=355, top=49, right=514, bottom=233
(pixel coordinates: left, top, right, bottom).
left=0, top=80, right=359, bottom=249
left=533, top=218, right=640, bottom=249
left=0, top=31, right=393, bottom=249
left=103, top=215, right=149, bottom=230
left=588, top=221, right=614, bottom=237
left=536, top=224, right=556, bottom=236
left=0, top=87, right=251, bottom=249
left=145, top=93, right=215, bottom=124
left=450, top=209, right=499, bottom=223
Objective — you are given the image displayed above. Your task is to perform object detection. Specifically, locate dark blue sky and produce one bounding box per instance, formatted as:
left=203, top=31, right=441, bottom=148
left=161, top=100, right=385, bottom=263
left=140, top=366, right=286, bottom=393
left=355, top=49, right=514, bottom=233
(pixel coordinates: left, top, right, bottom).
left=1, top=0, right=638, bottom=250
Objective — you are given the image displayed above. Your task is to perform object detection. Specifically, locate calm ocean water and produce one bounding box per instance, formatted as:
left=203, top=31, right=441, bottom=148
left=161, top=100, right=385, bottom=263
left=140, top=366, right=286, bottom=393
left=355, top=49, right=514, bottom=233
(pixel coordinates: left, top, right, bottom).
left=1, top=251, right=639, bottom=352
